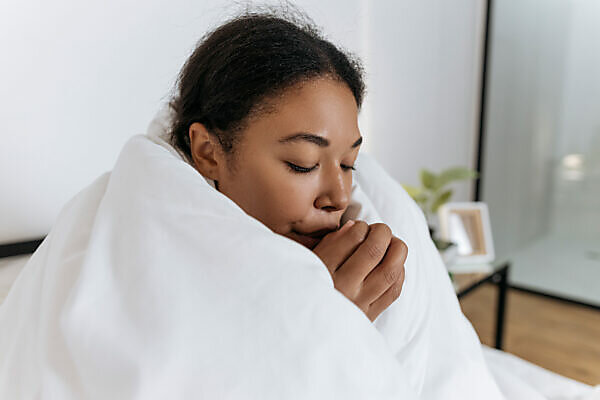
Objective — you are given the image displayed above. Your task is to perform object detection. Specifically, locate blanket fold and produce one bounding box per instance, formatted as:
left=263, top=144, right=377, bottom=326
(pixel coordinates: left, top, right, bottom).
left=0, top=109, right=504, bottom=399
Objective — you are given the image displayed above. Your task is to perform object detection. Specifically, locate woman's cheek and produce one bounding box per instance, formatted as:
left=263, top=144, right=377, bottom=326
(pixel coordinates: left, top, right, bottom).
left=276, top=176, right=316, bottom=220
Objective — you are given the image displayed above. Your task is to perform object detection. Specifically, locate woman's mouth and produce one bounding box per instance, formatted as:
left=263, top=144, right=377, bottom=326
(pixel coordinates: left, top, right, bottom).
left=290, top=227, right=338, bottom=249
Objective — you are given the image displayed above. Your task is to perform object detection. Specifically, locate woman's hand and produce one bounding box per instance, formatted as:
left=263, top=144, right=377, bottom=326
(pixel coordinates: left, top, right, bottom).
left=313, top=221, right=408, bottom=322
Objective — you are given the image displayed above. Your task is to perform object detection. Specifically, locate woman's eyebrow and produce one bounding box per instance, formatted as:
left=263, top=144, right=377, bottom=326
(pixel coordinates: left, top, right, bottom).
left=279, top=133, right=363, bottom=148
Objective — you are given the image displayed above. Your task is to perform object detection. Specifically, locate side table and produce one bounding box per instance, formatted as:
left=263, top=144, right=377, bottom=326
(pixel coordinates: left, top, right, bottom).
left=450, top=261, right=510, bottom=350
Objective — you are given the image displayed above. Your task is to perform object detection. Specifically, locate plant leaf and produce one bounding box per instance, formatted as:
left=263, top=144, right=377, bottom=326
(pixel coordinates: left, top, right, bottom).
left=431, top=189, right=453, bottom=213
left=402, top=184, right=428, bottom=207
left=401, top=184, right=422, bottom=198
left=436, top=167, right=478, bottom=189
left=420, top=169, right=437, bottom=190
left=414, top=193, right=428, bottom=205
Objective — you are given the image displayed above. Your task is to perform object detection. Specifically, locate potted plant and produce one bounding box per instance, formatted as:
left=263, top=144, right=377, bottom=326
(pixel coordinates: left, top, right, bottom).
left=402, top=166, right=478, bottom=262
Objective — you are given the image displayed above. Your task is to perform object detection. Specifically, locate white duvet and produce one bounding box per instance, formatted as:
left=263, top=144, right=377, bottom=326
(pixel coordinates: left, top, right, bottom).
left=0, top=108, right=577, bottom=399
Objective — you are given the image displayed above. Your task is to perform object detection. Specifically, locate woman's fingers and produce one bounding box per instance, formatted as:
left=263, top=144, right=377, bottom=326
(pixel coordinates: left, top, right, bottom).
left=333, top=223, right=393, bottom=291
left=313, top=220, right=369, bottom=277
left=366, top=277, right=405, bottom=322
left=313, top=221, right=408, bottom=323
left=357, top=236, right=408, bottom=309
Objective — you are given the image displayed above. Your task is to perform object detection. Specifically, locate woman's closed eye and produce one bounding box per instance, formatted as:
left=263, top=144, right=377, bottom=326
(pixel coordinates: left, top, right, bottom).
left=285, top=161, right=317, bottom=173
left=285, top=161, right=356, bottom=174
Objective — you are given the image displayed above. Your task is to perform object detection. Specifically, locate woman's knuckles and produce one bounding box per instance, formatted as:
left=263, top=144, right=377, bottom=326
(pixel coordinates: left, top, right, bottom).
left=358, top=224, right=391, bottom=261
left=317, top=223, right=407, bottom=323
left=393, top=238, right=409, bottom=261
left=383, top=265, right=399, bottom=285
left=387, top=237, right=409, bottom=263
left=345, top=220, right=369, bottom=244
left=391, top=281, right=403, bottom=299
left=368, top=223, right=392, bottom=242
left=366, top=241, right=386, bottom=261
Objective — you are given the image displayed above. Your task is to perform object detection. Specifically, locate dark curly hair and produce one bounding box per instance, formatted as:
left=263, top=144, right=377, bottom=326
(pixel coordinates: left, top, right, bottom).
left=169, top=9, right=365, bottom=160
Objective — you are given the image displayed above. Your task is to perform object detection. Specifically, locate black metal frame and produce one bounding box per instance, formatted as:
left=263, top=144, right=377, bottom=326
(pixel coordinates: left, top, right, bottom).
left=0, top=238, right=45, bottom=259
left=457, top=262, right=509, bottom=350
left=511, top=285, right=600, bottom=311
left=474, top=0, right=493, bottom=202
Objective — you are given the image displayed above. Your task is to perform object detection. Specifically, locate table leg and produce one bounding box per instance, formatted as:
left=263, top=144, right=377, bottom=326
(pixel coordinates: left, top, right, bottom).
left=494, top=264, right=509, bottom=349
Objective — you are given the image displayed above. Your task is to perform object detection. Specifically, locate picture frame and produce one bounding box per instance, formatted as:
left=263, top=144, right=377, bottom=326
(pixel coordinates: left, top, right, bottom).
left=438, top=202, right=495, bottom=264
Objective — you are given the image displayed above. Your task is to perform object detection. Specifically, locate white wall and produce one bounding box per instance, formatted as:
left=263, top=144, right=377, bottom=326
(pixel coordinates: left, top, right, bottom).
left=1, top=0, right=218, bottom=243
left=365, top=0, right=487, bottom=204
left=0, top=0, right=485, bottom=244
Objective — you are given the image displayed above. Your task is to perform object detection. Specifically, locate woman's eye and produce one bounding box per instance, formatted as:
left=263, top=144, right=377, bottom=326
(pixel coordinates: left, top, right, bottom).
left=286, top=162, right=317, bottom=174
left=285, top=162, right=356, bottom=174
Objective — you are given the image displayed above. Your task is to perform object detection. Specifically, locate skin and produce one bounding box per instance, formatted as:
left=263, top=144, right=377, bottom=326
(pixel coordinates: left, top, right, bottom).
left=189, top=77, right=407, bottom=322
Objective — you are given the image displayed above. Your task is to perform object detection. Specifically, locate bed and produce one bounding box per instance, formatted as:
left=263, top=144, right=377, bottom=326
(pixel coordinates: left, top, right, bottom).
left=1, top=244, right=597, bottom=399
left=0, top=124, right=597, bottom=398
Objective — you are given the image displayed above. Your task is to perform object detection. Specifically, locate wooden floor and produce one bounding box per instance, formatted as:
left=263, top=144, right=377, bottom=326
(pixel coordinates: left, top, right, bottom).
left=460, top=284, right=600, bottom=386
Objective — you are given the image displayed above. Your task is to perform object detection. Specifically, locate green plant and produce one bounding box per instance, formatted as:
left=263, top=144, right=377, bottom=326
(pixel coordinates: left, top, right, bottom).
left=402, top=166, right=478, bottom=222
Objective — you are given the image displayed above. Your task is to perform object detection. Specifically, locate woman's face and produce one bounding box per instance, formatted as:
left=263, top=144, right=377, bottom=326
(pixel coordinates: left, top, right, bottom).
left=192, top=78, right=362, bottom=249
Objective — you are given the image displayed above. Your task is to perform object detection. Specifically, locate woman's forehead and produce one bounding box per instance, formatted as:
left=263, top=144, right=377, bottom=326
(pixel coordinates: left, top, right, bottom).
left=245, top=78, right=361, bottom=147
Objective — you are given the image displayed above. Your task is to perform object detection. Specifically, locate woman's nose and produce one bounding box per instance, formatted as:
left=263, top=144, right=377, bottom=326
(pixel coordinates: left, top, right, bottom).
left=314, top=166, right=350, bottom=212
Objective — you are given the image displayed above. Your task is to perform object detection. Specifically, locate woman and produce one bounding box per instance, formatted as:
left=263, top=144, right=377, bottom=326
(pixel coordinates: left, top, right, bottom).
left=0, top=9, right=503, bottom=400
left=168, top=12, right=407, bottom=323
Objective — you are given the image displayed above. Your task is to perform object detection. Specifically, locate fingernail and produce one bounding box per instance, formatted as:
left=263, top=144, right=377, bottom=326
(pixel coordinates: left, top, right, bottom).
left=339, top=220, right=355, bottom=233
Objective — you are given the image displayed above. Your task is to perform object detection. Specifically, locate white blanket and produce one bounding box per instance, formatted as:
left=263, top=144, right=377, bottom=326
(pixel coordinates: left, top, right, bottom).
left=0, top=109, right=507, bottom=399
left=482, top=347, right=597, bottom=400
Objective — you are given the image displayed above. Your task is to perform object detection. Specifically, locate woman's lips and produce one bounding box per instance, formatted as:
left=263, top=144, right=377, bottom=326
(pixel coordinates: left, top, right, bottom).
left=290, top=227, right=338, bottom=249
left=298, top=227, right=337, bottom=238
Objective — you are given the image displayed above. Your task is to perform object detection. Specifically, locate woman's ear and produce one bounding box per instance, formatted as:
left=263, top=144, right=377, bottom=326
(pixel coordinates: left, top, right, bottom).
left=189, top=122, right=223, bottom=180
